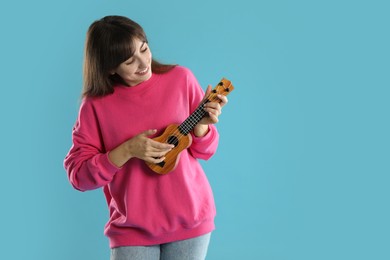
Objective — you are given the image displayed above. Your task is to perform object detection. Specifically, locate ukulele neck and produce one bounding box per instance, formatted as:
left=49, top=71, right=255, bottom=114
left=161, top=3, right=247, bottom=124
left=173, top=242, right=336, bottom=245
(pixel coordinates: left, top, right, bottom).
left=177, top=78, right=234, bottom=136
left=178, top=99, right=209, bottom=135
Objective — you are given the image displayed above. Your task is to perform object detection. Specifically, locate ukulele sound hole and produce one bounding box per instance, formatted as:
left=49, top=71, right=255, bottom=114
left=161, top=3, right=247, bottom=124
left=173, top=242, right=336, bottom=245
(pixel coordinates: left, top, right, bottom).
left=167, top=135, right=179, bottom=147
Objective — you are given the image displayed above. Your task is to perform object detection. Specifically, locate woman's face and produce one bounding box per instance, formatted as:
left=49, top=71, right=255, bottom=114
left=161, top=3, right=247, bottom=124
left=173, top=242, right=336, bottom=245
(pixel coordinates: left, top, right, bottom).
left=113, top=38, right=152, bottom=86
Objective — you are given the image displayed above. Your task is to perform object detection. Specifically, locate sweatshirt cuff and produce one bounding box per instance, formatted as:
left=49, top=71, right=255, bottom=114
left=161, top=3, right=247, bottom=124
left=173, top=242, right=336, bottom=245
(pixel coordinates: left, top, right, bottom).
left=102, top=152, right=122, bottom=173
left=191, top=125, right=215, bottom=144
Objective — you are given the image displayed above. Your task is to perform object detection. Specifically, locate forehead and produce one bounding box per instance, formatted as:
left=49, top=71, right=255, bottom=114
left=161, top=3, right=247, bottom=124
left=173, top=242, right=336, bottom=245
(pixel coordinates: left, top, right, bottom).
left=132, top=38, right=146, bottom=47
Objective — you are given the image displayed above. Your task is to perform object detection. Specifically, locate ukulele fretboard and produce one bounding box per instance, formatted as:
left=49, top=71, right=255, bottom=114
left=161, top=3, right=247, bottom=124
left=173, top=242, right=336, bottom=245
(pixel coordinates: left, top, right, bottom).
left=178, top=80, right=233, bottom=135
left=178, top=101, right=209, bottom=135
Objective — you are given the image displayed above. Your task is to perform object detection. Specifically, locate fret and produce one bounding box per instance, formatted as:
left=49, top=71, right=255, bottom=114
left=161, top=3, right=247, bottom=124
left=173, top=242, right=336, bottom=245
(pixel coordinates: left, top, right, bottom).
left=178, top=102, right=208, bottom=135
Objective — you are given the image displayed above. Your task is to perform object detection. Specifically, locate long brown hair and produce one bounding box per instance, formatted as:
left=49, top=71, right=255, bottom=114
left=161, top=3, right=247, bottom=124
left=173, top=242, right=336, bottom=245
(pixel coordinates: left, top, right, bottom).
left=82, top=15, right=175, bottom=97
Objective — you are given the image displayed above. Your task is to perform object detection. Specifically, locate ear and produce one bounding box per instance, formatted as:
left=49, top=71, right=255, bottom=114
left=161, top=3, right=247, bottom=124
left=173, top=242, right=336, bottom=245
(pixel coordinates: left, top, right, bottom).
left=110, top=70, right=116, bottom=75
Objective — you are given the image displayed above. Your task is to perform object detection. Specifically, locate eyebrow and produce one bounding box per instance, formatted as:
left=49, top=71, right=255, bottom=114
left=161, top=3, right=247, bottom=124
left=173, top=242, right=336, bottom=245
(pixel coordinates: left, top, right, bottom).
left=125, top=41, right=147, bottom=63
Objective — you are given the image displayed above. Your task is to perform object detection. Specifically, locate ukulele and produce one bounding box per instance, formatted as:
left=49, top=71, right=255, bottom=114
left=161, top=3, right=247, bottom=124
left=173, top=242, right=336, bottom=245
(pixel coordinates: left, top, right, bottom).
left=146, top=78, right=234, bottom=174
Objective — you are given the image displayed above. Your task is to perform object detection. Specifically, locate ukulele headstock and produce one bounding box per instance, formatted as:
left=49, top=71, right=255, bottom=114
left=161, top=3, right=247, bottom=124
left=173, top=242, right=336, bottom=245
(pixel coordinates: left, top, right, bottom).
left=208, top=78, right=234, bottom=104
left=213, top=78, right=234, bottom=96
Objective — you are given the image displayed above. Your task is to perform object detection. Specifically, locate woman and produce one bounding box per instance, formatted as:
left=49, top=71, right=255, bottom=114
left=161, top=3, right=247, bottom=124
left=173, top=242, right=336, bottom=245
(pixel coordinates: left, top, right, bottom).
left=64, top=15, right=228, bottom=260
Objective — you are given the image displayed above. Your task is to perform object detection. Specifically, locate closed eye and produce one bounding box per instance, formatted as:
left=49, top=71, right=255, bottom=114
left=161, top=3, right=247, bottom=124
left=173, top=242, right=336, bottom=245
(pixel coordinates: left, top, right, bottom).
left=140, top=41, right=148, bottom=53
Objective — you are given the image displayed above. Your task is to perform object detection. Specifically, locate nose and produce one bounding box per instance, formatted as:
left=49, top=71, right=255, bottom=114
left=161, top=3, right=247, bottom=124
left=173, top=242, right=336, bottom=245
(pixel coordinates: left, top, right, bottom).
left=133, top=53, right=149, bottom=68
left=138, top=58, right=148, bottom=68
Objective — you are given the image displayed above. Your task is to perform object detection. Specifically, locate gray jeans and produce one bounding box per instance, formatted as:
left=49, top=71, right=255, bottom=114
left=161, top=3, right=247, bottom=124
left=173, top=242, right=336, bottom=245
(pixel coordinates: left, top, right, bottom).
left=110, top=233, right=211, bottom=260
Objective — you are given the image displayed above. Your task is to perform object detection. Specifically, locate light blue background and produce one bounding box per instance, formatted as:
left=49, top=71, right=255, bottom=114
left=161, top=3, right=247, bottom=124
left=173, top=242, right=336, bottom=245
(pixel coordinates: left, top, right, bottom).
left=1, top=0, right=389, bottom=259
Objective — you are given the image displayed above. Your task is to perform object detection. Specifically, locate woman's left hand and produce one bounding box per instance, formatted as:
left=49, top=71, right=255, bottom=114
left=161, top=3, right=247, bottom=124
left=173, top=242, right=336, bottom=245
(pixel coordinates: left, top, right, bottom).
left=199, top=84, right=228, bottom=125
left=193, top=85, right=228, bottom=136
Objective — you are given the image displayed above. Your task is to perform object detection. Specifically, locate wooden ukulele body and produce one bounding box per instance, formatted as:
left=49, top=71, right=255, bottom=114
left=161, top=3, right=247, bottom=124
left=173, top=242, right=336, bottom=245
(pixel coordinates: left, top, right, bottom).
left=146, top=124, right=192, bottom=174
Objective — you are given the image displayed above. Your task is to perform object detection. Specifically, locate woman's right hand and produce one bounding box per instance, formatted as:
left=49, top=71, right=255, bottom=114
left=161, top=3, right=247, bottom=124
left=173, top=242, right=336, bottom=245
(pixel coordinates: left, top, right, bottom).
left=108, top=129, right=174, bottom=168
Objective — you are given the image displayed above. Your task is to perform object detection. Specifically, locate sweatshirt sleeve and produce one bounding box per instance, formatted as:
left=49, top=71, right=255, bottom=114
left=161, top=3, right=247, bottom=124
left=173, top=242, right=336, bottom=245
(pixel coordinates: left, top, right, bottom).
left=185, top=68, right=220, bottom=160
left=63, top=99, right=120, bottom=192
left=189, top=124, right=219, bottom=160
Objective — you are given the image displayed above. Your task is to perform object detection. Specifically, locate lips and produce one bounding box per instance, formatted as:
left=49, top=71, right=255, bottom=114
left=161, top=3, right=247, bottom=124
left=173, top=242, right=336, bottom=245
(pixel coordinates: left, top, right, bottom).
left=136, top=67, right=149, bottom=75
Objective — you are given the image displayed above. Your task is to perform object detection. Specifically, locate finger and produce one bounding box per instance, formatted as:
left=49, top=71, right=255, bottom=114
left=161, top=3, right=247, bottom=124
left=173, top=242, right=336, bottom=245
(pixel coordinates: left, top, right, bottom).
left=140, top=129, right=158, bottom=137
left=217, top=94, right=228, bottom=106
left=207, top=113, right=219, bottom=124
left=149, top=139, right=175, bottom=150
left=144, top=156, right=166, bottom=164
left=145, top=149, right=171, bottom=158
left=204, top=85, right=212, bottom=96
left=205, top=107, right=221, bottom=117
left=204, top=102, right=221, bottom=110
left=201, top=85, right=212, bottom=103
left=204, top=103, right=222, bottom=115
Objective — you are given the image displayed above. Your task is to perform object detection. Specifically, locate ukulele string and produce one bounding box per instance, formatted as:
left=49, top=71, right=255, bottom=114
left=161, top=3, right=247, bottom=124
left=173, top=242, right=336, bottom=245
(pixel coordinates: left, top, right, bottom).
left=170, top=91, right=220, bottom=138
left=167, top=98, right=209, bottom=141
left=167, top=90, right=226, bottom=143
left=166, top=96, right=211, bottom=142
left=177, top=90, right=227, bottom=136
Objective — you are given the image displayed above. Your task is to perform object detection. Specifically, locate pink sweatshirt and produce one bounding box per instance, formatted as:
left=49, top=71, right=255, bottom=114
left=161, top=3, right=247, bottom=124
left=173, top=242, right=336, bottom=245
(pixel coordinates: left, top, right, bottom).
left=64, top=66, right=219, bottom=247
